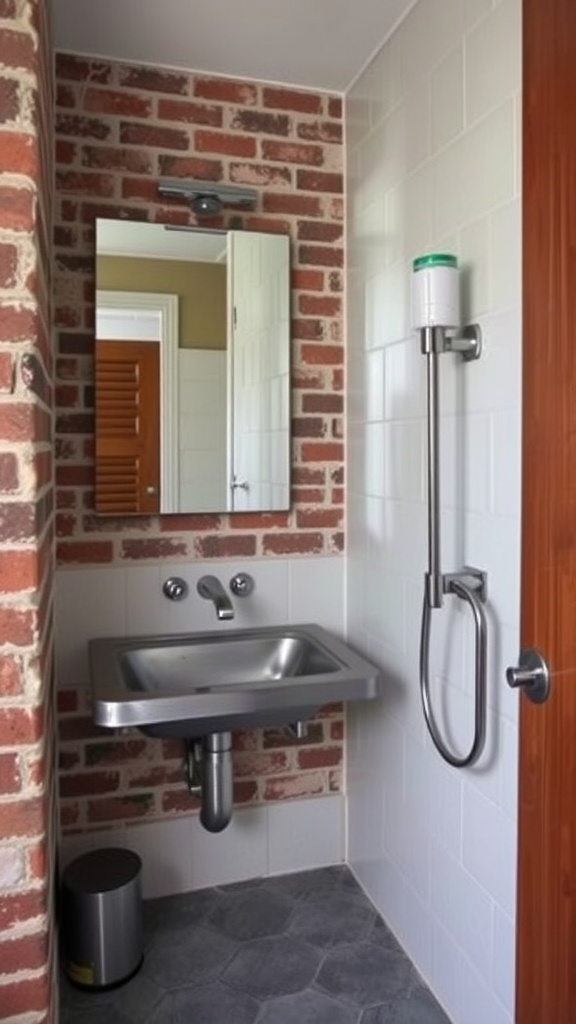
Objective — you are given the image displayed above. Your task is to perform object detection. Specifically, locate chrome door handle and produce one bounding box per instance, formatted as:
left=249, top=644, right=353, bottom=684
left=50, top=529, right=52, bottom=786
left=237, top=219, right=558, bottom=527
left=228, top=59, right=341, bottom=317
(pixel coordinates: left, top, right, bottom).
left=506, top=648, right=551, bottom=704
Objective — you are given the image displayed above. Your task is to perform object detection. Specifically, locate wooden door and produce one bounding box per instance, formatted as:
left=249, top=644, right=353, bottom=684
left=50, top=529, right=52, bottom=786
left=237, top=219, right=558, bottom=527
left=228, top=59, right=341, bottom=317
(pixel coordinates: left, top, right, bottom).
left=95, top=340, right=160, bottom=514
left=516, top=1, right=576, bottom=1020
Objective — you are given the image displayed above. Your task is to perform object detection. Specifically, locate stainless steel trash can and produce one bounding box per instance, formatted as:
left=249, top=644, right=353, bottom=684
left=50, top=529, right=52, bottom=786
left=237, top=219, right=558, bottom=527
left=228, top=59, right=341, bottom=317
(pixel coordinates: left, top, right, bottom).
left=62, top=847, right=143, bottom=989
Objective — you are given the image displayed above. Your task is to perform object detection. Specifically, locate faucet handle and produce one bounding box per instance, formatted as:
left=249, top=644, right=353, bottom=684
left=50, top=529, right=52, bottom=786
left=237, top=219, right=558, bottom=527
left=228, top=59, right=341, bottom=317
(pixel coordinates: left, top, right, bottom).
left=230, top=572, right=255, bottom=597
left=163, top=576, right=189, bottom=601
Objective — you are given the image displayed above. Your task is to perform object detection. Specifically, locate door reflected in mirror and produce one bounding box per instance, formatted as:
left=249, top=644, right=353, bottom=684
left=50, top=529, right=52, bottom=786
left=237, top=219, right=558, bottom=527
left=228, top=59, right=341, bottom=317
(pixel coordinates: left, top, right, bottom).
left=95, top=218, right=291, bottom=515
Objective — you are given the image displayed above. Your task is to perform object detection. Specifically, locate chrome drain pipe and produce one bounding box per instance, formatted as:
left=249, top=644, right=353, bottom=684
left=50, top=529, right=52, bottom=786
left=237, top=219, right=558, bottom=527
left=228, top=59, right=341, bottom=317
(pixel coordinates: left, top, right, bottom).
left=186, top=733, right=233, bottom=833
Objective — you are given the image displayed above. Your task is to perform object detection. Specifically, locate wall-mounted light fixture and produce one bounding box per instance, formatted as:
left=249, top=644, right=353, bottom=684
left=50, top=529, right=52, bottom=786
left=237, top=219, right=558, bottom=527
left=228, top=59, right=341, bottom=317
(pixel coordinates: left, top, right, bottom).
left=158, top=177, right=258, bottom=218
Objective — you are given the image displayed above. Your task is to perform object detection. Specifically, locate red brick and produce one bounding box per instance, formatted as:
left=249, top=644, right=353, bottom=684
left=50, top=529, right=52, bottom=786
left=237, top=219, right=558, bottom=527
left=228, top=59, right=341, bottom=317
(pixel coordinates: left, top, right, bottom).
left=297, top=746, right=342, bottom=769
left=0, top=131, right=37, bottom=176
left=0, top=609, right=34, bottom=647
left=60, top=802, right=80, bottom=828
left=292, top=268, right=324, bottom=292
left=0, top=890, right=45, bottom=931
left=56, top=170, right=115, bottom=197
left=56, top=114, right=111, bottom=140
left=158, top=155, right=223, bottom=180
left=328, top=97, right=342, bottom=118
left=296, top=508, right=343, bottom=529
left=194, top=534, right=257, bottom=559
left=56, top=54, right=111, bottom=83
left=58, top=716, right=105, bottom=742
left=26, top=841, right=47, bottom=880
left=0, top=502, right=35, bottom=542
left=333, top=368, right=344, bottom=390
left=301, top=343, right=343, bottom=365
left=292, top=416, right=325, bottom=438
left=302, top=393, right=343, bottom=414
left=233, top=780, right=258, bottom=804
left=195, top=129, right=256, bottom=158
left=0, top=0, right=16, bottom=14
left=332, top=487, right=345, bottom=504
left=0, top=655, right=21, bottom=696
left=262, top=533, right=323, bottom=555
left=292, top=467, right=325, bottom=486
left=299, top=244, right=343, bottom=268
left=292, top=366, right=326, bottom=390
left=56, top=540, right=113, bottom=564
left=297, top=221, right=343, bottom=243
left=292, top=318, right=325, bottom=341
left=0, top=976, right=49, bottom=1016
left=84, top=87, right=152, bottom=118
left=244, top=216, right=290, bottom=234
left=158, top=98, right=222, bottom=126
left=158, top=513, right=221, bottom=532
left=0, top=242, right=17, bottom=288
left=234, top=751, right=289, bottom=777
left=0, top=77, right=18, bottom=121
left=0, top=351, right=14, bottom=392
left=0, top=550, right=37, bottom=592
left=229, top=513, right=290, bottom=530
left=263, top=723, right=324, bottom=748
left=162, top=790, right=200, bottom=814
left=88, top=793, right=155, bottom=822
left=230, top=162, right=291, bottom=188
left=230, top=109, right=290, bottom=136
left=82, top=145, right=152, bottom=174
left=263, top=772, right=325, bottom=800
left=297, top=169, right=343, bottom=193
left=263, top=87, right=322, bottom=115
left=119, top=65, right=188, bottom=94
left=127, top=765, right=183, bottom=788
left=0, top=186, right=33, bottom=232
left=292, top=487, right=325, bottom=503
left=0, top=797, right=45, bottom=838
left=0, top=753, right=20, bottom=795
left=194, top=78, right=257, bottom=105
left=120, top=122, right=190, bottom=151
left=299, top=294, right=341, bottom=317
left=263, top=192, right=322, bottom=217
left=262, top=140, right=324, bottom=166
left=301, top=441, right=344, bottom=462
left=297, top=120, right=342, bottom=144
left=56, top=83, right=77, bottom=108
left=121, top=538, right=188, bottom=560
left=59, top=771, right=120, bottom=798
left=85, top=740, right=148, bottom=766
left=330, top=720, right=344, bottom=741
left=0, top=932, right=47, bottom=974
left=0, top=28, right=35, bottom=69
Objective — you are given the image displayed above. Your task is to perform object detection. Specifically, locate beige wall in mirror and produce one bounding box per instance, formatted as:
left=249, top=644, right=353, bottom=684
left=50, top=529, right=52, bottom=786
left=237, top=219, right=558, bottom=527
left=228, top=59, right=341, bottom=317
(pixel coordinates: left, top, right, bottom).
left=94, top=219, right=291, bottom=517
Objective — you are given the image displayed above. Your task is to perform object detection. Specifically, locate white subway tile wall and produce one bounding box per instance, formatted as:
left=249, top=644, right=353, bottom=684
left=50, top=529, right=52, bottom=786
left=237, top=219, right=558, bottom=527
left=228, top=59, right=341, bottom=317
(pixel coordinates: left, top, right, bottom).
left=345, top=2, right=521, bottom=1024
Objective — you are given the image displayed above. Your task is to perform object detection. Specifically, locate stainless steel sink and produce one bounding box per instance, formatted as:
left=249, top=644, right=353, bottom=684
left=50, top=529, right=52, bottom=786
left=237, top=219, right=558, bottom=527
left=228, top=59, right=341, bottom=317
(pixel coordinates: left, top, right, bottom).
left=89, top=624, right=381, bottom=738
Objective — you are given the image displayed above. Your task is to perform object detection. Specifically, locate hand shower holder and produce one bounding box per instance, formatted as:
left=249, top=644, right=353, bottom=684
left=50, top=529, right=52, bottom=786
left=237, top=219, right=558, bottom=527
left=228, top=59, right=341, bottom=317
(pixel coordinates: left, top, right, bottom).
left=420, top=323, right=482, bottom=361
left=419, top=320, right=488, bottom=768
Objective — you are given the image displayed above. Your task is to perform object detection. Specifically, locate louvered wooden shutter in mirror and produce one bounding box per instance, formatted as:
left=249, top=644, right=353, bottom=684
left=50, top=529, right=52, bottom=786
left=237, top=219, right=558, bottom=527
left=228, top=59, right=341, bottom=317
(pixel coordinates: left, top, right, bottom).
left=95, top=340, right=160, bottom=514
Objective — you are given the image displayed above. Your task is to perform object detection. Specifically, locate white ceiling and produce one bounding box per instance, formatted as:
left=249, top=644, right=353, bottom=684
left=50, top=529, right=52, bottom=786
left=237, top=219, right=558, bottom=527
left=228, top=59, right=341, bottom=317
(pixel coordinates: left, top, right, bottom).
left=97, top=219, right=227, bottom=262
left=50, top=0, right=415, bottom=93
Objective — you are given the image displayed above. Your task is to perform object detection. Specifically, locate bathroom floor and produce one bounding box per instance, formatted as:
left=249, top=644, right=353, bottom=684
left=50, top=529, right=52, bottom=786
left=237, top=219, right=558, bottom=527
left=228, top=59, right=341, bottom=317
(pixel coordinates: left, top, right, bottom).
left=59, top=866, right=451, bottom=1023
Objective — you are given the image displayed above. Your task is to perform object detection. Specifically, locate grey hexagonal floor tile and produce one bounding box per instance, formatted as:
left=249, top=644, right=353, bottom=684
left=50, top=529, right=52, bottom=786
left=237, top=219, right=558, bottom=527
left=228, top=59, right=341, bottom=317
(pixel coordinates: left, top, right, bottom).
left=207, top=886, right=294, bottom=941
left=316, top=943, right=413, bottom=1008
left=367, top=915, right=404, bottom=954
left=255, top=989, right=361, bottom=1024
left=360, top=982, right=452, bottom=1024
left=147, top=982, right=260, bottom=1024
left=144, top=886, right=223, bottom=943
left=222, top=935, right=323, bottom=999
left=287, top=892, right=375, bottom=948
left=59, top=968, right=163, bottom=1023
left=265, top=865, right=367, bottom=905
left=142, top=923, right=238, bottom=990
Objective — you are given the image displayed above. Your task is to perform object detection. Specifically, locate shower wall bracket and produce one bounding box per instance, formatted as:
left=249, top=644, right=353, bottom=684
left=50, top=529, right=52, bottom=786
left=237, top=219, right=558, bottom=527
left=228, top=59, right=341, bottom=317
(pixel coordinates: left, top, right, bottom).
left=420, top=323, right=482, bottom=361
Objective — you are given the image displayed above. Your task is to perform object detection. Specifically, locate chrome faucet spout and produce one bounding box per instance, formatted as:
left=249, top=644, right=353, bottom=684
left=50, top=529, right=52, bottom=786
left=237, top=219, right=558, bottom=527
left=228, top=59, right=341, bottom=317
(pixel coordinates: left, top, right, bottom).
left=196, top=575, right=234, bottom=620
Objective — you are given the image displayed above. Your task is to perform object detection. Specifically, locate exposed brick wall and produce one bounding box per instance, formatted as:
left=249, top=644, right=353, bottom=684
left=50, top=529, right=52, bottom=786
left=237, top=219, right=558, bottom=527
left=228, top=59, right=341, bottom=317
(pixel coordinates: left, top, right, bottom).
left=0, top=1, right=56, bottom=1020
left=53, top=55, right=345, bottom=837
left=58, top=689, right=344, bottom=833
left=53, top=54, right=344, bottom=567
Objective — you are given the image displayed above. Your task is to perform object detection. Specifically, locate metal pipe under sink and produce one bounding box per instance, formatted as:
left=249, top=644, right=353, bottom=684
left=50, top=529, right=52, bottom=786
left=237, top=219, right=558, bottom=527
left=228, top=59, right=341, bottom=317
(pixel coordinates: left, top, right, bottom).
left=186, top=732, right=233, bottom=833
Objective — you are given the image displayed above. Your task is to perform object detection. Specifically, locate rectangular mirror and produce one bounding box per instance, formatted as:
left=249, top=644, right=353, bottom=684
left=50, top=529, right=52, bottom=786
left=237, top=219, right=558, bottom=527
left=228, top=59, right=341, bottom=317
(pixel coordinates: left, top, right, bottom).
left=94, top=218, right=291, bottom=515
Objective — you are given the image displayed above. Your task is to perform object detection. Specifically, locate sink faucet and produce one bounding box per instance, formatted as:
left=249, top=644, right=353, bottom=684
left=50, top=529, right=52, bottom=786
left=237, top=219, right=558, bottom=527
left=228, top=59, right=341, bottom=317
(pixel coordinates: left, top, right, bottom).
left=197, top=575, right=234, bottom=621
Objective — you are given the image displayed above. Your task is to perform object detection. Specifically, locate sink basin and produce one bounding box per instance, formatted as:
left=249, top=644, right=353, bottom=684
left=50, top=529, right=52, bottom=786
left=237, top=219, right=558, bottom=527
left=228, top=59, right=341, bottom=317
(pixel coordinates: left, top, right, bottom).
left=89, top=624, right=381, bottom=737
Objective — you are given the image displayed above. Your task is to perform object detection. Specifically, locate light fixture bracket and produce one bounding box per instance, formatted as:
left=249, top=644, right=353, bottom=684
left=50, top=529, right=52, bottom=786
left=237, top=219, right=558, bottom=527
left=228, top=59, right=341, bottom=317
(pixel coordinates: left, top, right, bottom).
left=158, top=177, right=257, bottom=214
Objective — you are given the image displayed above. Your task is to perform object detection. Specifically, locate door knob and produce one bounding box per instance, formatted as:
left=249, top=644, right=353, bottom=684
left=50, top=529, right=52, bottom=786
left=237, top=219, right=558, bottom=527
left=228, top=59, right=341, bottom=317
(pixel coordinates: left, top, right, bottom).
left=506, top=648, right=551, bottom=704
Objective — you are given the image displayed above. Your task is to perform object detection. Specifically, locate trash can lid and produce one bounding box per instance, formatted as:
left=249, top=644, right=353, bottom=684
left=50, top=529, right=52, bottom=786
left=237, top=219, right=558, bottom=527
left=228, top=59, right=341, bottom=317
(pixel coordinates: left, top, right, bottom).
left=63, top=848, right=142, bottom=894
